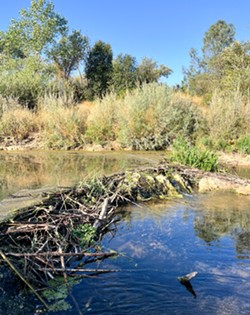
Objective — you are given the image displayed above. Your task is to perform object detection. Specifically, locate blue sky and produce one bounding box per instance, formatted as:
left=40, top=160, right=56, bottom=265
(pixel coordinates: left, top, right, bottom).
left=0, top=0, right=249, bottom=85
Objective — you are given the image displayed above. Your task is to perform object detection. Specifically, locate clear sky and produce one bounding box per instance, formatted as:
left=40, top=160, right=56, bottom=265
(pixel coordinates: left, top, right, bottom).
left=0, top=0, right=249, bottom=85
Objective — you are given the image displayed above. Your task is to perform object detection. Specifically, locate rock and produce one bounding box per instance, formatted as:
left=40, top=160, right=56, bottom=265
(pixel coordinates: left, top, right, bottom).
left=198, top=177, right=233, bottom=193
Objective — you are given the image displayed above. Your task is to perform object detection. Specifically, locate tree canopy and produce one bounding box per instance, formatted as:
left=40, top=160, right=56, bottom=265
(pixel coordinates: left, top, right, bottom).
left=85, top=40, right=113, bottom=99
left=184, top=19, right=249, bottom=99
left=49, top=30, right=89, bottom=80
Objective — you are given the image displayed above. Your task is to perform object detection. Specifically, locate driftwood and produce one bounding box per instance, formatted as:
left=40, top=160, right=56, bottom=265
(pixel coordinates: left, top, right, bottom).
left=0, top=162, right=249, bottom=308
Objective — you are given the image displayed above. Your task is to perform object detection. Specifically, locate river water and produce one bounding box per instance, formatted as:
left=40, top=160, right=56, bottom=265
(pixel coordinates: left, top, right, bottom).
left=0, top=151, right=250, bottom=315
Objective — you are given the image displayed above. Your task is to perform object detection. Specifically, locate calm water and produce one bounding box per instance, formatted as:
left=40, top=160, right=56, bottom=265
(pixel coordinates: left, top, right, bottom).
left=0, top=151, right=163, bottom=201
left=1, top=152, right=250, bottom=315
left=43, top=192, right=250, bottom=315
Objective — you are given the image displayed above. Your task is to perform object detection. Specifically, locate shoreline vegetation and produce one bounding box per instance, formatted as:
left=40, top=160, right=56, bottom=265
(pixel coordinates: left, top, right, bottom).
left=0, top=2, right=249, bottom=160
left=0, top=85, right=249, bottom=155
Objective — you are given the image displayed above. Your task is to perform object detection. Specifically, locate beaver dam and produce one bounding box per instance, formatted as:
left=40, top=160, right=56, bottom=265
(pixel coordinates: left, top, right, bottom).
left=0, top=162, right=250, bottom=312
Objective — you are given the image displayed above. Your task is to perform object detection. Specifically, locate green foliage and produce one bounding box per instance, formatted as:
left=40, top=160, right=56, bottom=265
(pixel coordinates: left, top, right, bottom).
left=171, top=137, right=218, bottom=172
left=49, top=30, right=89, bottom=80
left=0, top=55, right=54, bottom=108
left=209, top=41, right=250, bottom=93
left=237, top=134, right=250, bottom=154
left=2, top=0, right=67, bottom=57
left=85, top=40, right=113, bottom=99
left=79, top=177, right=108, bottom=204
left=72, top=223, right=96, bottom=247
left=184, top=20, right=250, bottom=99
left=136, top=57, right=172, bottom=84
left=202, top=20, right=235, bottom=60
left=85, top=84, right=203, bottom=150
left=0, top=0, right=68, bottom=107
left=42, top=277, right=80, bottom=312
left=112, top=53, right=137, bottom=94
left=117, top=84, right=202, bottom=150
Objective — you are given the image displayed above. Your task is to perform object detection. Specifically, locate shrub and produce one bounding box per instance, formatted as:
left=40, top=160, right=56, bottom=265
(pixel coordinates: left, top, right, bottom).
left=171, top=137, right=218, bottom=172
left=117, top=84, right=203, bottom=150
left=0, top=56, right=54, bottom=109
left=207, top=90, right=250, bottom=143
left=0, top=95, right=20, bottom=118
left=236, top=134, right=250, bottom=154
left=85, top=93, right=119, bottom=145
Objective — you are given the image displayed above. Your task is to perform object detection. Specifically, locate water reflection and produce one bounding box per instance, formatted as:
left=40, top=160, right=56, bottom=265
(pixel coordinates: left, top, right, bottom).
left=0, top=151, right=162, bottom=200
left=192, top=192, right=250, bottom=259
left=1, top=192, right=250, bottom=314
left=67, top=194, right=250, bottom=315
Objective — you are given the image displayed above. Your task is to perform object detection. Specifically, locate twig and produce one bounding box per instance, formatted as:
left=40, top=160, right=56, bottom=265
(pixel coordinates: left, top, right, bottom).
left=5, top=251, right=117, bottom=258
left=0, top=250, right=49, bottom=310
left=38, top=267, right=119, bottom=273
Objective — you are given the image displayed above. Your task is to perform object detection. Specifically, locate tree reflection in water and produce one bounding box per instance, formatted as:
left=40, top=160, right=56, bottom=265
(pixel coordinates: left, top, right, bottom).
left=193, top=192, right=250, bottom=257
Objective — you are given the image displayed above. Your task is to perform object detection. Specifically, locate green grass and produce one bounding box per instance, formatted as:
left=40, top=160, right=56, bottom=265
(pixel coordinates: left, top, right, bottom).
left=236, top=134, right=250, bottom=154
left=171, top=137, right=218, bottom=172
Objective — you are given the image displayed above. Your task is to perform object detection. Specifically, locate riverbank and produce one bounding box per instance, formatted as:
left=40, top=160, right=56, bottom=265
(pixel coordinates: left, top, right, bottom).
left=1, top=133, right=250, bottom=170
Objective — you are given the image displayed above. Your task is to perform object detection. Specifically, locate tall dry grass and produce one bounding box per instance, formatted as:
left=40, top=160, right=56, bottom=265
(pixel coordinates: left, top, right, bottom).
left=0, top=107, right=38, bottom=140
left=85, top=93, right=119, bottom=144
left=207, top=90, right=250, bottom=146
left=37, top=93, right=89, bottom=149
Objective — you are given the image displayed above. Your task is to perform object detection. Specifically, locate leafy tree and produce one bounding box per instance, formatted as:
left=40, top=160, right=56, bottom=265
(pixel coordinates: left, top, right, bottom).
left=49, top=30, right=89, bottom=80
left=2, top=0, right=67, bottom=57
left=209, top=41, right=250, bottom=92
left=136, top=57, right=172, bottom=84
left=202, top=20, right=235, bottom=61
left=85, top=40, right=113, bottom=99
left=0, top=0, right=68, bottom=107
left=184, top=20, right=239, bottom=98
left=112, top=53, right=137, bottom=94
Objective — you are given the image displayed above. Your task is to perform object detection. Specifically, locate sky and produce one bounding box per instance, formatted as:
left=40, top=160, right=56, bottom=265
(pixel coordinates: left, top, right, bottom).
left=0, top=0, right=249, bottom=85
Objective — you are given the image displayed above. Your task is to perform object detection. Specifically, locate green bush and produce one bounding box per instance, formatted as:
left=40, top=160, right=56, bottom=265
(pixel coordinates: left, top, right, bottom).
left=72, top=223, right=96, bottom=247
left=236, top=134, right=250, bottom=154
left=171, top=137, right=218, bottom=171
left=117, top=84, right=203, bottom=150
left=0, top=56, right=54, bottom=109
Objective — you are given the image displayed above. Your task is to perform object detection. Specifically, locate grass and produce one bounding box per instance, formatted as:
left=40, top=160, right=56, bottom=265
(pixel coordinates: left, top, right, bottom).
left=38, top=93, right=88, bottom=149
left=236, top=134, right=250, bottom=154
left=171, top=137, right=218, bottom=172
left=207, top=90, right=250, bottom=143
left=0, top=107, right=38, bottom=141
